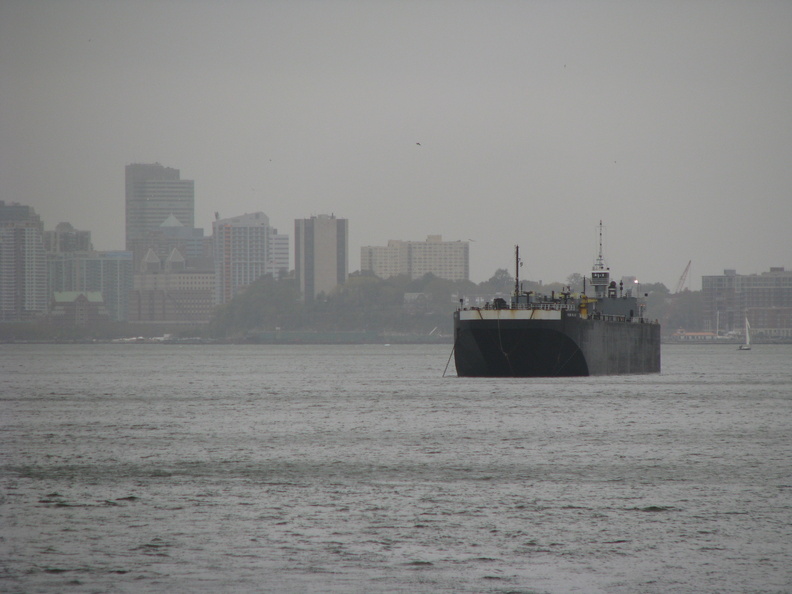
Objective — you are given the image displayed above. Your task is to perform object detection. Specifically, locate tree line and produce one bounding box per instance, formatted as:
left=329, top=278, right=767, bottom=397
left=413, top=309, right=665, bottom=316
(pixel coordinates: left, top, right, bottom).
left=208, top=269, right=703, bottom=339
left=0, top=269, right=703, bottom=341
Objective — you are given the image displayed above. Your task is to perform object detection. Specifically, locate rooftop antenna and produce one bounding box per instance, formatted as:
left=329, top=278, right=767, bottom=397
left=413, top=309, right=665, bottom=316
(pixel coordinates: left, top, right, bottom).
left=593, top=220, right=607, bottom=271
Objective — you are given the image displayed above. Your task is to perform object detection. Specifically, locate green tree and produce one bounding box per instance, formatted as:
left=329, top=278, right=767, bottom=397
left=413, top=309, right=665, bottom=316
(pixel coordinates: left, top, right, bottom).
left=479, top=268, right=514, bottom=294
left=208, top=275, right=302, bottom=337
left=566, top=273, right=585, bottom=292
left=663, top=290, right=703, bottom=332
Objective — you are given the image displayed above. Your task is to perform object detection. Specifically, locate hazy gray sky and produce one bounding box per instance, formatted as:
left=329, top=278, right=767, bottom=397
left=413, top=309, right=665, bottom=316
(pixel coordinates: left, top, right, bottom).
left=2, top=0, right=790, bottom=289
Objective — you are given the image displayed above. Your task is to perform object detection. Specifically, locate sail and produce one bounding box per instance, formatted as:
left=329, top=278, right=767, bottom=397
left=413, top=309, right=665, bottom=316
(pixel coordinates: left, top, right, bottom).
left=738, top=316, right=751, bottom=349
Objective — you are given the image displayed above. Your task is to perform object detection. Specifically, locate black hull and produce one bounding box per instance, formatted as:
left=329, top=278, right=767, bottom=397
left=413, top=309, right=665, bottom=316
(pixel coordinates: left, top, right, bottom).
left=453, top=312, right=660, bottom=377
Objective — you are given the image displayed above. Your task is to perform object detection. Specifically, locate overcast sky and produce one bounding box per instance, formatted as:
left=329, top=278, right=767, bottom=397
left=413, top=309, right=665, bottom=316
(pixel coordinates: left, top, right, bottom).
left=2, top=0, right=790, bottom=289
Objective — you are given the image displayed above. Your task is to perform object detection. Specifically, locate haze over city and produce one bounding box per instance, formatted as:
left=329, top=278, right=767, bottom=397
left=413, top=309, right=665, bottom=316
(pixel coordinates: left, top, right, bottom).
left=2, top=1, right=790, bottom=290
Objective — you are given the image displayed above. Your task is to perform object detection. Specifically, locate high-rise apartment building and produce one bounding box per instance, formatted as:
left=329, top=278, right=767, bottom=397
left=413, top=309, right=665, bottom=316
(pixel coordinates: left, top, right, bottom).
left=0, top=222, right=48, bottom=321
left=0, top=200, right=43, bottom=231
left=295, top=215, right=348, bottom=300
left=125, top=163, right=195, bottom=265
left=44, top=222, right=92, bottom=254
left=268, top=231, right=290, bottom=279
left=0, top=201, right=48, bottom=321
left=702, top=267, right=792, bottom=339
left=361, top=235, right=469, bottom=281
left=213, top=212, right=287, bottom=305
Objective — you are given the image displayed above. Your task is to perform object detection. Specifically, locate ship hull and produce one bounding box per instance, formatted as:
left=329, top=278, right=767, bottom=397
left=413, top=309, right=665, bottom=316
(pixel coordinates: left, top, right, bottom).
left=453, top=311, right=660, bottom=377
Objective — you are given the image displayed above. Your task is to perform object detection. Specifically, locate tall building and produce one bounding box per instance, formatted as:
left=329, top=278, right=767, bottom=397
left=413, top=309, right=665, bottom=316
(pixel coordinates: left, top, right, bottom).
left=702, top=267, right=792, bottom=339
left=48, top=251, right=133, bottom=322
left=44, top=222, right=92, bottom=254
left=0, top=200, right=43, bottom=231
left=137, top=214, right=208, bottom=269
left=0, top=221, right=48, bottom=321
left=0, top=201, right=48, bottom=321
left=213, top=212, right=287, bottom=305
left=295, top=214, right=348, bottom=300
left=129, top=248, right=215, bottom=323
left=44, top=220, right=133, bottom=323
left=268, top=231, right=290, bottom=278
left=361, top=235, right=469, bottom=281
left=125, top=163, right=195, bottom=265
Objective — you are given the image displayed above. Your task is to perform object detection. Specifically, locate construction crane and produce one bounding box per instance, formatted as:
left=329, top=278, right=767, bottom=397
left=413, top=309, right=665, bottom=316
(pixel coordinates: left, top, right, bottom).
left=675, top=260, right=692, bottom=293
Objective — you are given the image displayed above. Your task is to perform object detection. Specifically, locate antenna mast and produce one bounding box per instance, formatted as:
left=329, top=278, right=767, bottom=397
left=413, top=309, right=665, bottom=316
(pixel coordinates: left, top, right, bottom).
left=594, top=220, right=606, bottom=271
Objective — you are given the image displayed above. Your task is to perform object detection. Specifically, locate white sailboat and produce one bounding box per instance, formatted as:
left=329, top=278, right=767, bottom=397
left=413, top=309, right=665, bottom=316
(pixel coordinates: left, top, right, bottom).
left=738, top=316, right=751, bottom=350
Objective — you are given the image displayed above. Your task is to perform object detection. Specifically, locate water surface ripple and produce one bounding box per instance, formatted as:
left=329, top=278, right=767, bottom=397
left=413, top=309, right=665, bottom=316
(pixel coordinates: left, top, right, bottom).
left=2, top=343, right=791, bottom=593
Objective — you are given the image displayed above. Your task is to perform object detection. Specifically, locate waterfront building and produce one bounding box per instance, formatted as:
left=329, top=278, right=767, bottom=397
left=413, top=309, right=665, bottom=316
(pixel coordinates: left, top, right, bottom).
left=48, top=251, right=133, bottom=322
left=268, top=231, right=290, bottom=279
left=125, top=163, right=195, bottom=265
left=44, top=221, right=135, bottom=323
left=361, top=235, right=469, bottom=281
left=0, top=201, right=48, bottom=321
left=702, top=267, right=792, bottom=339
left=213, top=212, right=287, bottom=305
left=50, top=292, right=111, bottom=326
left=295, top=214, right=348, bottom=300
left=129, top=248, right=215, bottom=323
left=0, top=220, right=48, bottom=321
left=360, top=243, right=403, bottom=281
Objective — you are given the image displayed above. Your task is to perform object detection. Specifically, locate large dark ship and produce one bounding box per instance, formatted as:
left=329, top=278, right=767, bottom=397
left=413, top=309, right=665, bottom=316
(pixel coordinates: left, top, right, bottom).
left=453, top=227, right=661, bottom=377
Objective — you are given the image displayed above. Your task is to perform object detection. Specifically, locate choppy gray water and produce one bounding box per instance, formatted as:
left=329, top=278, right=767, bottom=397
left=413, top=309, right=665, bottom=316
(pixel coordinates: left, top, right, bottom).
left=1, top=343, right=791, bottom=593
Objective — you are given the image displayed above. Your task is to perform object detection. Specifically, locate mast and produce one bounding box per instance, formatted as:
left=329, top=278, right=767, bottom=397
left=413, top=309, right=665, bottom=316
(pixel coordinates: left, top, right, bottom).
left=590, top=220, right=609, bottom=299
left=514, top=245, right=520, bottom=297
left=594, top=220, right=606, bottom=271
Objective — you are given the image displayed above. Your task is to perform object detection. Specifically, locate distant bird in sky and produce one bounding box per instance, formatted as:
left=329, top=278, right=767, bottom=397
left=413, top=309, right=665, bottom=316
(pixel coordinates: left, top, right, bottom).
left=416, top=142, right=421, bottom=146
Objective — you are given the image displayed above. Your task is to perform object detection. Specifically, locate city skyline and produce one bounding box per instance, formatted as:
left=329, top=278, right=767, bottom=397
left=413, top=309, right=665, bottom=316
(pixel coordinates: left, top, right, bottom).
left=2, top=2, right=791, bottom=289
left=4, top=193, right=789, bottom=291
left=3, top=197, right=791, bottom=336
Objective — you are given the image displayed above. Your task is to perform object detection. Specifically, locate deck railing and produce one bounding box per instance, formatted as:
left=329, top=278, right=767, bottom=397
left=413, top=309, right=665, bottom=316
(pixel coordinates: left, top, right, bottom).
left=459, top=303, right=658, bottom=325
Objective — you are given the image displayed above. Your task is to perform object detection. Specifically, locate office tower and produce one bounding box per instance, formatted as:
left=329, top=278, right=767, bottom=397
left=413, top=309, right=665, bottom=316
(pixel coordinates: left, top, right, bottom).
left=138, top=214, right=207, bottom=269
left=213, top=212, right=286, bottom=305
left=125, top=163, right=195, bottom=265
left=361, top=235, right=469, bottom=281
left=295, top=214, right=348, bottom=300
